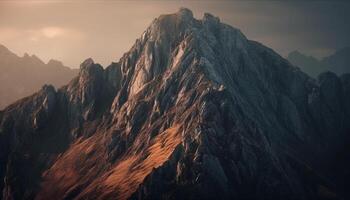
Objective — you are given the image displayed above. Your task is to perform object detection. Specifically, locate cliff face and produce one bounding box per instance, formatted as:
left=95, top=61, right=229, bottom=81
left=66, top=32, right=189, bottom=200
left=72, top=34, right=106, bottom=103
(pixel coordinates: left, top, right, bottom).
left=1, top=8, right=350, bottom=200
left=0, top=45, right=78, bottom=109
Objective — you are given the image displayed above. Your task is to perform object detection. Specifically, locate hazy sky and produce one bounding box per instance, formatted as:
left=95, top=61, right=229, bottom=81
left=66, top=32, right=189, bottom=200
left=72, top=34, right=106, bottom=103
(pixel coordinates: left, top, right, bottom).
left=0, top=0, right=349, bottom=68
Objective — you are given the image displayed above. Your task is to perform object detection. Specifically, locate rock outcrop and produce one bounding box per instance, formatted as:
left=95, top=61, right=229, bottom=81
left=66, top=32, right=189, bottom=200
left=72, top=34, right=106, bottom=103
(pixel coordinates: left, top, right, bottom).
left=0, top=8, right=349, bottom=200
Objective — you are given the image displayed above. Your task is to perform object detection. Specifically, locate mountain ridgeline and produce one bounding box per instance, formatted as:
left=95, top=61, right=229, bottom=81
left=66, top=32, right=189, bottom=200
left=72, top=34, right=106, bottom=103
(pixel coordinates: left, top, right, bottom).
left=287, top=48, right=350, bottom=78
left=0, top=45, right=78, bottom=109
left=1, top=8, right=350, bottom=200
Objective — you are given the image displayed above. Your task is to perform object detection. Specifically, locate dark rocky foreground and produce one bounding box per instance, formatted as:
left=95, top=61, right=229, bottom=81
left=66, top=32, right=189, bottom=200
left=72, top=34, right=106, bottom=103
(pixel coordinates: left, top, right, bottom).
left=1, top=8, right=350, bottom=200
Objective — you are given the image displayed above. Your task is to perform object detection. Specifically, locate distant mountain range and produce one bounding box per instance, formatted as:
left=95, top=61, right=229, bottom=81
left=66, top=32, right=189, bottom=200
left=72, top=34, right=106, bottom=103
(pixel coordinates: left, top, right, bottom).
left=0, top=44, right=78, bottom=109
left=287, top=47, right=350, bottom=77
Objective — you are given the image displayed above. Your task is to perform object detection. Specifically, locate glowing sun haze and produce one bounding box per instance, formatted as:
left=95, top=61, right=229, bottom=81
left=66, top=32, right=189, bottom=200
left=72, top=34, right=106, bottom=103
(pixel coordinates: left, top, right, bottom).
left=0, top=0, right=349, bottom=68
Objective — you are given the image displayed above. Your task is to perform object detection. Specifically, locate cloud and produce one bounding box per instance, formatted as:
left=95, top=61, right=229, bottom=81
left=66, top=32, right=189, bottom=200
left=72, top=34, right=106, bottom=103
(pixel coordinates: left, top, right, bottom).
left=41, top=27, right=65, bottom=38
left=26, top=26, right=85, bottom=41
left=0, top=26, right=85, bottom=44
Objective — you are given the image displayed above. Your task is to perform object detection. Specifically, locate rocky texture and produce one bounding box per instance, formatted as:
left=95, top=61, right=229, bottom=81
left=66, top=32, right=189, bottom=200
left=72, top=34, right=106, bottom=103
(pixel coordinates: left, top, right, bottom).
left=0, top=45, right=78, bottom=109
left=1, top=8, right=350, bottom=200
left=287, top=48, right=350, bottom=77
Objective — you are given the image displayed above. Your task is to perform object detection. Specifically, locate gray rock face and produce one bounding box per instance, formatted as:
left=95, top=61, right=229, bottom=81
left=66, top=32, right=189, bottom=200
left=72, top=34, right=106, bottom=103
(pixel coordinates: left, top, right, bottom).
left=0, top=8, right=349, bottom=200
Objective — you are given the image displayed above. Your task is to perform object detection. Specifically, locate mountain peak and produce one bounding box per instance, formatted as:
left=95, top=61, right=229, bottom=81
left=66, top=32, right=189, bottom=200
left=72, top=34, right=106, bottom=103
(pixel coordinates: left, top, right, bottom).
left=123, top=8, right=248, bottom=96
left=79, top=57, right=103, bottom=80
left=22, top=53, right=45, bottom=65
left=80, top=58, right=95, bottom=69
left=288, top=50, right=319, bottom=61
left=23, top=52, right=30, bottom=58
left=288, top=50, right=303, bottom=57
left=176, top=7, right=193, bottom=19
left=151, top=7, right=195, bottom=37
left=203, top=12, right=220, bottom=24
left=47, top=59, right=64, bottom=67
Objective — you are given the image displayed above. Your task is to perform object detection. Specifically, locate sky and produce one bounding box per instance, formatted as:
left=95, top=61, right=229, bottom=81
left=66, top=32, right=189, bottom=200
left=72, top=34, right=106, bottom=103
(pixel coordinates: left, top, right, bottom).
left=0, top=0, right=349, bottom=68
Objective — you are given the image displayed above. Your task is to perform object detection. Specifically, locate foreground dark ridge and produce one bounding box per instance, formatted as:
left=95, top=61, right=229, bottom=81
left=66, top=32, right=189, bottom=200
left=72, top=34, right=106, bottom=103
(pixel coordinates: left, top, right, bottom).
left=1, top=8, right=350, bottom=200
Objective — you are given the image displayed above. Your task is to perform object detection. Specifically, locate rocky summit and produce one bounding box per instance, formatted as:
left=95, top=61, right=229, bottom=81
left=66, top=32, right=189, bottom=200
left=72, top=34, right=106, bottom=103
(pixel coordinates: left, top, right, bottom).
left=1, top=8, right=350, bottom=200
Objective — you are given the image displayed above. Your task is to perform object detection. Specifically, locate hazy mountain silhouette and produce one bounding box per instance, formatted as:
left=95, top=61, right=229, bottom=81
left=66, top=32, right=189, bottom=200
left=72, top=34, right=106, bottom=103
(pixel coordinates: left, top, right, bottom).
left=0, top=9, right=350, bottom=200
left=0, top=44, right=78, bottom=109
left=288, top=47, right=350, bottom=77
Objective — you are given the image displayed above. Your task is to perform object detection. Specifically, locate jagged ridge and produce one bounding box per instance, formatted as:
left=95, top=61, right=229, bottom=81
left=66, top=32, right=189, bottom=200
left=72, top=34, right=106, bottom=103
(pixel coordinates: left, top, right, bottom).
left=0, top=44, right=78, bottom=109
